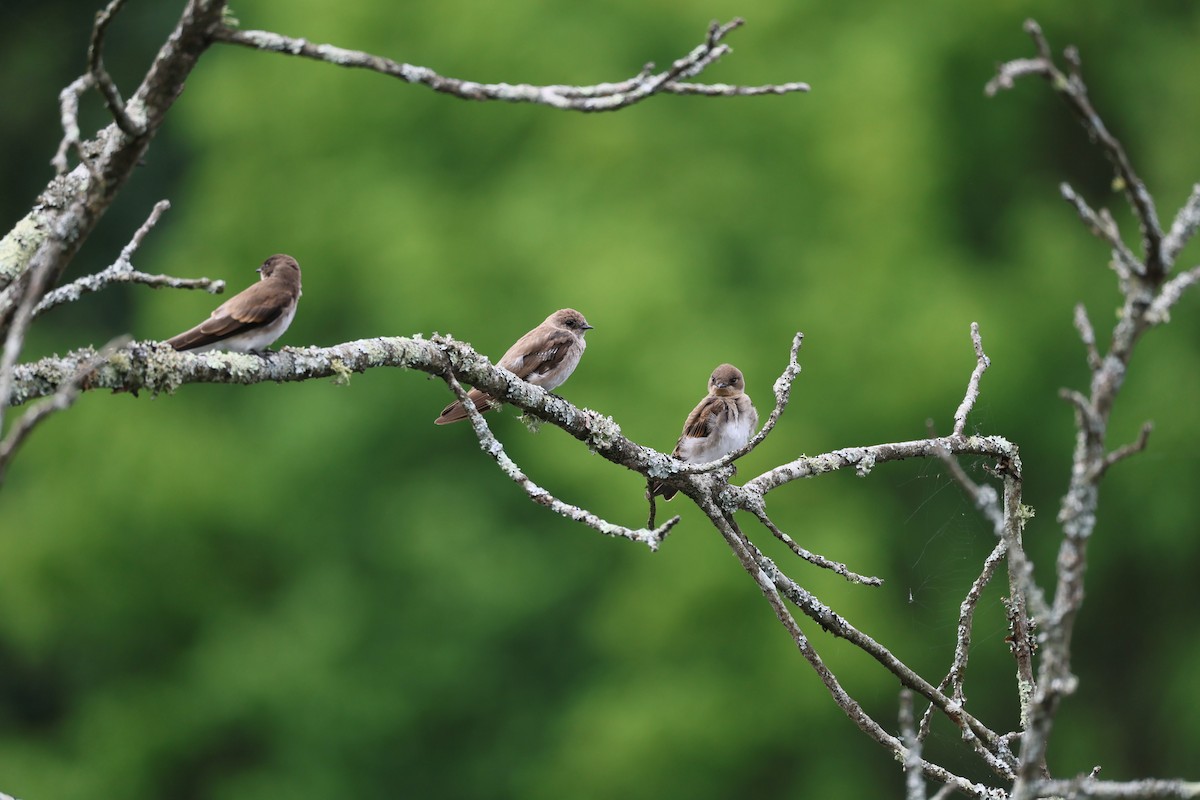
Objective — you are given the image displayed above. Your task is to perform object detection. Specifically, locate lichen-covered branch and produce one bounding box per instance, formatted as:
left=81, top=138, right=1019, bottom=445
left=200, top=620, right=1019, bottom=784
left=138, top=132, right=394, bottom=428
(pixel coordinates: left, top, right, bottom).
left=738, top=433, right=1019, bottom=498
left=900, top=690, right=928, bottom=800
left=1146, top=264, right=1200, bottom=325
left=0, top=0, right=810, bottom=491
left=8, top=335, right=674, bottom=482
left=1162, top=184, right=1200, bottom=267
left=212, top=18, right=810, bottom=112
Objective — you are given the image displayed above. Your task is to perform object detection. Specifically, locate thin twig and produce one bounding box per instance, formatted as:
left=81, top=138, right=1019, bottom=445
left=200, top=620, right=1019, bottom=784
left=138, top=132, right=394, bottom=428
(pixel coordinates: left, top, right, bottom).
left=1060, top=183, right=1142, bottom=278
left=52, top=74, right=98, bottom=175
left=741, top=433, right=1020, bottom=498
left=1162, top=184, right=1200, bottom=269
left=1090, top=421, right=1152, bottom=480
left=1073, top=304, right=1102, bottom=371
left=919, top=534, right=1007, bottom=739
left=953, top=323, right=991, bottom=436
left=1146, top=264, right=1200, bottom=325
left=443, top=369, right=678, bottom=550
left=33, top=201, right=225, bottom=317
left=88, top=0, right=144, bottom=137
left=744, top=500, right=882, bottom=585
left=1059, top=387, right=1101, bottom=437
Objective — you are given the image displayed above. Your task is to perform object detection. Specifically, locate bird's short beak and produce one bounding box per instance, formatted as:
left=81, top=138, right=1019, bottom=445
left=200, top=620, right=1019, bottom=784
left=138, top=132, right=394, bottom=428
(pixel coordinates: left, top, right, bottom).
left=582, top=323, right=594, bottom=330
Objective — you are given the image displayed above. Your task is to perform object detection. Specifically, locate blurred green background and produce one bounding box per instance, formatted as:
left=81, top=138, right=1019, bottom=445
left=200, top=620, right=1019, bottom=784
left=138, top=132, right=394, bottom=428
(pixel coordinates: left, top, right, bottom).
left=3, top=0, right=1200, bottom=797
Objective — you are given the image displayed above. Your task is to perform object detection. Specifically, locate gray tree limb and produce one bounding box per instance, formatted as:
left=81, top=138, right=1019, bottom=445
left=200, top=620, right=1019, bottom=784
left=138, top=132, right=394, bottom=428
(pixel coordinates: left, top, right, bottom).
left=989, top=19, right=1200, bottom=799
left=211, top=18, right=810, bottom=112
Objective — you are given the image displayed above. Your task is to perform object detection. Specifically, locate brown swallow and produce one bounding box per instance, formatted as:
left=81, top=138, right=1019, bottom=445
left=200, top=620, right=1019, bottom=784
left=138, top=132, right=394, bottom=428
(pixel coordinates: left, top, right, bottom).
left=648, top=363, right=758, bottom=500
left=165, top=254, right=302, bottom=353
left=435, top=308, right=593, bottom=425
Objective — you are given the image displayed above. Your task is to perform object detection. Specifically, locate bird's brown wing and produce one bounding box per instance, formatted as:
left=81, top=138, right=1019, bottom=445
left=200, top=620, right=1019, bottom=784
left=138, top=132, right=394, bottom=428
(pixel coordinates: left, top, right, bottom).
left=166, top=281, right=288, bottom=351
left=677, top=396, right=729, bottom=446
left=436, top=325, right=577, bottom=425
left=649, top=396, right=728, bottom=500
left=501, top=328, right=577, bottom=382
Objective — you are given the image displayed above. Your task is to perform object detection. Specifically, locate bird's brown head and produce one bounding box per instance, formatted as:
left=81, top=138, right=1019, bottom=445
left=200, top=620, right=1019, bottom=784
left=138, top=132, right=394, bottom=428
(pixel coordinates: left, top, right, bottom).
left=257, top=254, right=302, bottom=287
left=549, top=308, right=593, bottom=336
left=709, top=364, right=746, bottom=397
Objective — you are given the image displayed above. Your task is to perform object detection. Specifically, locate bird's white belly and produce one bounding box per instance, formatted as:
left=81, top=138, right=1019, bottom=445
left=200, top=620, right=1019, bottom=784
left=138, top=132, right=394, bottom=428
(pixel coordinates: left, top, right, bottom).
left=678, top=410, right=754, bottom=463
left=197, top=303, right=297, bottom=353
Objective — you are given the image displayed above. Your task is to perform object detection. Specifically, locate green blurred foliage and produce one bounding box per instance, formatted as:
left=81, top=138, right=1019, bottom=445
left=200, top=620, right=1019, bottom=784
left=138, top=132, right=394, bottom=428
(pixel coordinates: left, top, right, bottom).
left=3, top=0, right=1200, bottom=797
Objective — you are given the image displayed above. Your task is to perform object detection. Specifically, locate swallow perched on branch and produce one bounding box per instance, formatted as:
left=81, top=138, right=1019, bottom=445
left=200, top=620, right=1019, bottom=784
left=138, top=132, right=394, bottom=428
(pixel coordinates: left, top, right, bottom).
left=166, top=254, right=302, bottom=353
left=649, top=363, right=758, bottom=500
left=435, top=308, right=593, bottom=425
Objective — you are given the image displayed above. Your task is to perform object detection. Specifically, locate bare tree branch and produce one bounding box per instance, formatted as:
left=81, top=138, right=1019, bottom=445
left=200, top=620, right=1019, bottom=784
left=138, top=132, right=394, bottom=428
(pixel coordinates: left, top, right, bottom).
left=987, top=21, right=1200, bottom=799
left=0, top=248, right=63, bottom=437
left=1162, top=184, right=1200, bottom=268
left=739, top=433, right=1019, bottom=499
left=0, top=336, right=129, bottom=485
left=744, top=501, right=882, bottom=586
left=1146, top=264, right=1200, bottom=325
left=51, top=74, right=99, bottom=176
left=696, top=499, right=1001, bottom=798
left=442, top=368, right=678, bottom=550
left=987, top=19, right=1165, bottom=277
left=211, top=18, right=810, bottom=112
left=1091, top=421, right=1153, bottom=480
left=1033, top=777, right=1200, bottom=799
left=2, top=0, right=228, bottom=316
left=921, top=436, right=1038, bottom=752
left=1073, top=303, right=1102, bottom=371
left=88, top=0, right=145, bottom=138
left=33, top=201, right=225, bottom=318
left=754, top=539, right=1017, bottom=781
left=953, top=322, right=990, bottom=436
left=1060, top=182, right=1141, bottom=278
left=900, top=690, right=928, bottom=800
